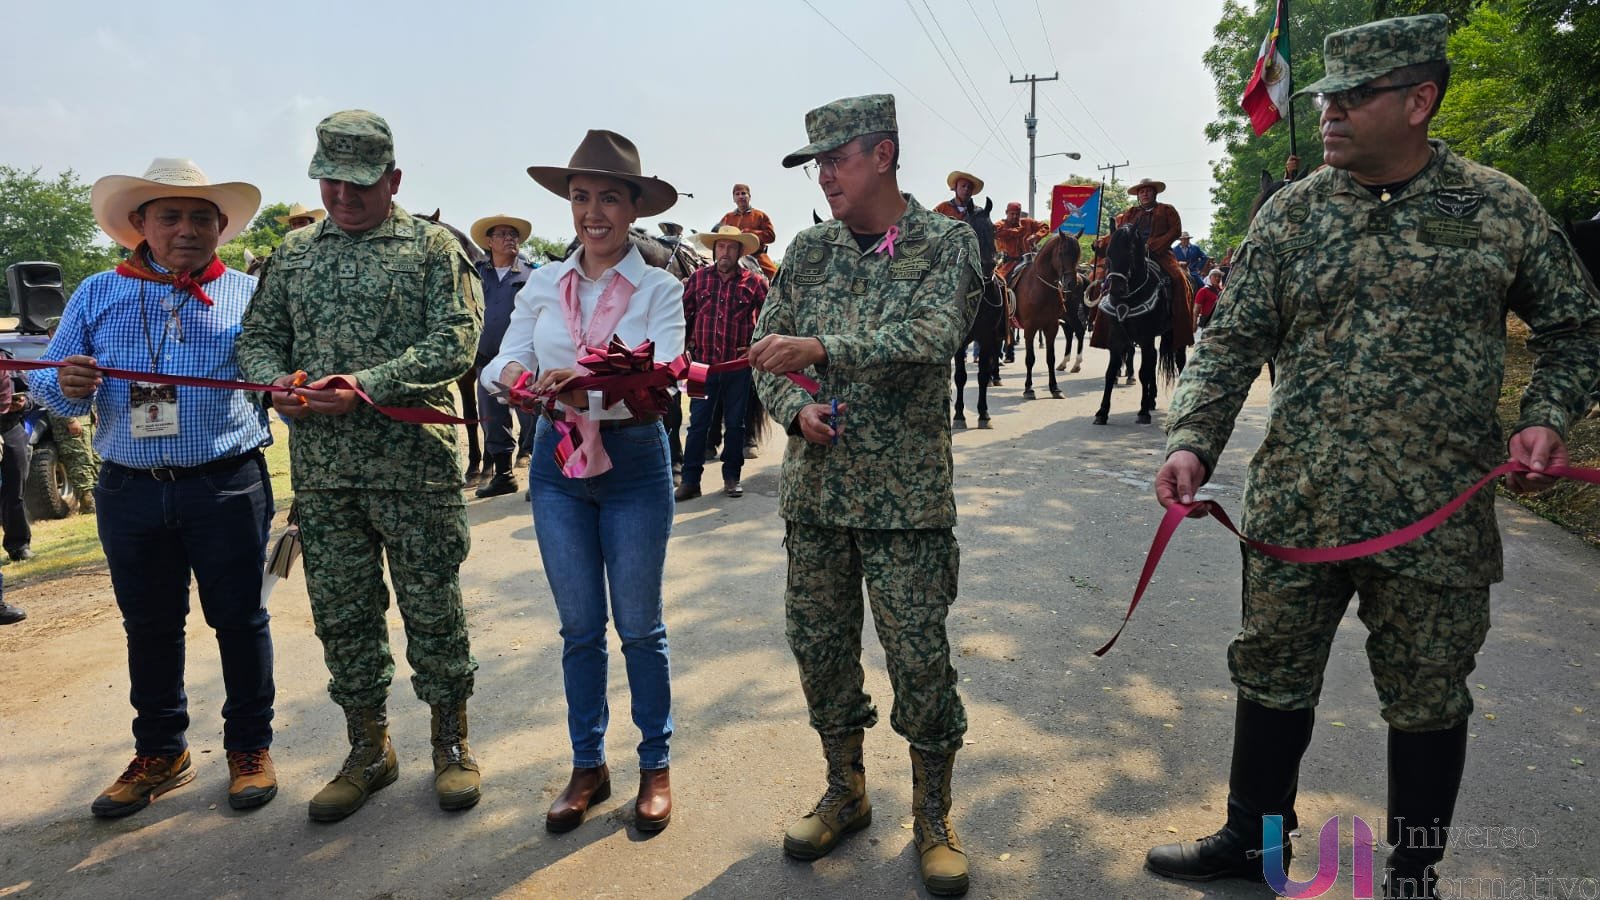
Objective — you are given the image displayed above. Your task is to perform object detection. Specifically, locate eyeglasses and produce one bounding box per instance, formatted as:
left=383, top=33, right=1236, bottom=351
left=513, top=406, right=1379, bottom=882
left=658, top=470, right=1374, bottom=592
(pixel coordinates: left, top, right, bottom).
left=802, top=148, right=870, bottom=180
left=487, top=229, right=521, bottom=241
left=1313, top=81, right=1420, bottom=112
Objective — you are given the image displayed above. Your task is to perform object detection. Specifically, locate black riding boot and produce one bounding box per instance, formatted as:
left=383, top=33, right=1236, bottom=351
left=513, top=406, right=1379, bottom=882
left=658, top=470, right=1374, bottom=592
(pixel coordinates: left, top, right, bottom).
left=474, top=453, right=517, bottom=498
left=1146, top=698, right=1314, bottom=882
left=1383, top=722, right=1468, bottom=900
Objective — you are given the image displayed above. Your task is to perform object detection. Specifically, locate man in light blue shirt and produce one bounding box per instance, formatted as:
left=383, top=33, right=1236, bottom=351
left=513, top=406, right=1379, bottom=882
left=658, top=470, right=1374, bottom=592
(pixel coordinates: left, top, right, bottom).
left=31, top=158, right=278, bottom=819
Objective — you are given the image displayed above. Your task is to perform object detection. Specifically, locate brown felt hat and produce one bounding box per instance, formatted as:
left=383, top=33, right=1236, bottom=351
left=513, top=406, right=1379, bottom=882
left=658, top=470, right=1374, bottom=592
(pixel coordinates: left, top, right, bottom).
left=527, top=130, right=678, bottom=217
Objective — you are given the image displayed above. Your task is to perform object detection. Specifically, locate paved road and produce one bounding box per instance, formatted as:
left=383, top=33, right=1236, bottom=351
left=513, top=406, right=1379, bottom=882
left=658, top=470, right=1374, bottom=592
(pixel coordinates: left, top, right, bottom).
left=2, top=349, right=1596, bottom=899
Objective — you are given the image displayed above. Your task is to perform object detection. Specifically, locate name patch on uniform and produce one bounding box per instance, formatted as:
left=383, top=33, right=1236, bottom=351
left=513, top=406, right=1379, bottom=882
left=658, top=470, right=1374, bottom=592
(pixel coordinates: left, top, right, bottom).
left=276, top=255, right=313, bottom=271
left=793, top=269, right=826, bottom=286
left=1276, top=233, right=1317, bottom=255
left=1433, top=188, right=1483, bottom=219
left=383, top=258, right=420, bottom=273
left=889, top=259, right=931, bottom=280
left=1419, top=216, right=1481, bottom=249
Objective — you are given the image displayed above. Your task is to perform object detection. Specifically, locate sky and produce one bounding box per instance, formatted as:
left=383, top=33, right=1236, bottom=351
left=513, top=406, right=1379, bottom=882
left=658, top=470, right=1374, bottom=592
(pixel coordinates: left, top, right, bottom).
left=2, top=0, right=1232, bottom=258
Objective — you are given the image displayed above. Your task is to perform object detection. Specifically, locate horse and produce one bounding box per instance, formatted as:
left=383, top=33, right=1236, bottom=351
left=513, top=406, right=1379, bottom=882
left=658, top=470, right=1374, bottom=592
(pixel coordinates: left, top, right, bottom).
left=1090, top=224, right=1182, bottom=424
left=1055, top=266, right=1091, bottom=373
left=951, top=198, right=1005, bottom=428
left=1009, top=229, right=1081, bottom=399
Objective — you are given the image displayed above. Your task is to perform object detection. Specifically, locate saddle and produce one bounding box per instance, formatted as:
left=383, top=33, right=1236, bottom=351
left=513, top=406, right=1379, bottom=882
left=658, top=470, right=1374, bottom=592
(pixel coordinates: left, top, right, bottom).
left=1099, top=259, right=1167, bottom=323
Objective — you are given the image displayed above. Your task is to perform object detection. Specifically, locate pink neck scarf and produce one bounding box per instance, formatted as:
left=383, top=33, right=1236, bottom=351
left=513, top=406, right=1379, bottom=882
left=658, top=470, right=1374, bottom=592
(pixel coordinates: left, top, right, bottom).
left=554, top=261, right=636, bottom=477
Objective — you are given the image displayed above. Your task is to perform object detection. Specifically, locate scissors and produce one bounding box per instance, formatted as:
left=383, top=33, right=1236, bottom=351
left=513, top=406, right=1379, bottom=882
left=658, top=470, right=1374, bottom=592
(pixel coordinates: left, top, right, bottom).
left=489, top=379, right=545, bottom=414
left=828, top=398, right=840, bottom=446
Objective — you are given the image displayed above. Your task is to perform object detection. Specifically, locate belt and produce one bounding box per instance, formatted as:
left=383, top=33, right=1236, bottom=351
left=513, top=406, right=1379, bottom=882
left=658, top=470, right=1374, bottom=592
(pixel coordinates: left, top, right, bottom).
left=544, top=408, right=661, bottom=430
left=107, top=450, right=262, bottom=482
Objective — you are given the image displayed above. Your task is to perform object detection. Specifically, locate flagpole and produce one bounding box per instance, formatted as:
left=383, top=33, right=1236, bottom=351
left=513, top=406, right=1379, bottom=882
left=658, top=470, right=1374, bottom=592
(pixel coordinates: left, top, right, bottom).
left=1284, top=0, right=1298, bottom=159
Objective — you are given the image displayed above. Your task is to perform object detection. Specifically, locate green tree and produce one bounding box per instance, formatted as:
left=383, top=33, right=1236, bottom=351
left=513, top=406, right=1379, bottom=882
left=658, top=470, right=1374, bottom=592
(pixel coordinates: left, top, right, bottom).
left=217, top=202, right=294, bottom=271
left=0, top=166, right=122, bottom=302
left=521, top=235, right=569, bottom=263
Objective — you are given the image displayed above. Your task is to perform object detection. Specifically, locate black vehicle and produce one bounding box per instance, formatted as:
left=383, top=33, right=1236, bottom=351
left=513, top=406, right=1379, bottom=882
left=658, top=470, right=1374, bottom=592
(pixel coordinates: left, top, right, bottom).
left=3, top=262, right=75, bottom=520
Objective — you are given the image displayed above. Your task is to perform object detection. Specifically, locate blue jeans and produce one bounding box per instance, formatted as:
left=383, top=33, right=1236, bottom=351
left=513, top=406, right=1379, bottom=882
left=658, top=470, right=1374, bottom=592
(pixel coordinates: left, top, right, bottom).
left=96, top=454, right=275, bottom=756
left=529, top=417, right=674, bottom=769
left=681, top=367, right=751, bottom=487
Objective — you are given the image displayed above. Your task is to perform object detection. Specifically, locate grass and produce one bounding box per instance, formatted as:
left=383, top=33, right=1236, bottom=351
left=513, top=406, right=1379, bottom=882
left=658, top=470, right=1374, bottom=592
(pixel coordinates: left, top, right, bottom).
left=1497, top=318, right=1600, bottom=547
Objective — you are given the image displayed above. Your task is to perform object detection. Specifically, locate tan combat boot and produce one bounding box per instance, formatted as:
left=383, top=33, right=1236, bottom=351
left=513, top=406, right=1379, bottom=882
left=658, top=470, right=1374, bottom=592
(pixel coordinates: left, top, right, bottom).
left=308, top=706, right=399, bottom=822
left=431, top=701, right=481, bottom=811
left=783, top=730, right=872, bottom=860
left=910, top=747, right=969, bottom=896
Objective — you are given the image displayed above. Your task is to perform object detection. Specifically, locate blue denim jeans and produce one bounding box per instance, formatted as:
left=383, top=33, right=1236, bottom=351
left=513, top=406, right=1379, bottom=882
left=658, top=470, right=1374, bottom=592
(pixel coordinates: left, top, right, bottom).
left=681, top=367, right=751, bottom=488
left=529, top=417, right=674, bottom=769
left=96, top=454, right=275, bottom=756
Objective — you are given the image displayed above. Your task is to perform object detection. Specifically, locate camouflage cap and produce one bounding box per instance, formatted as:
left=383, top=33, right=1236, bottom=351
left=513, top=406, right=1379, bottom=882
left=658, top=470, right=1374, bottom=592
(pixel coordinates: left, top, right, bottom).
left=1294, top=14, right=1449, bottom=97
left=781, top=94, right=897, bottom=169
left=308, top=109, right=395, bottom=186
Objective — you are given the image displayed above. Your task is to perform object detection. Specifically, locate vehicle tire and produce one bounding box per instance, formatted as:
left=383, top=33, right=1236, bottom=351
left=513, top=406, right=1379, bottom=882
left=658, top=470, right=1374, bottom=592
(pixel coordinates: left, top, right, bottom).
left=25, top=441, right=73, bottom=520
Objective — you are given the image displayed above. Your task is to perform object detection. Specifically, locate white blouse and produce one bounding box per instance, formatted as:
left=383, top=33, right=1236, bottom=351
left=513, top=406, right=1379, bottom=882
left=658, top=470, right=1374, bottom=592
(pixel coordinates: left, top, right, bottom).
left=482, top=244, right=686, bottom=420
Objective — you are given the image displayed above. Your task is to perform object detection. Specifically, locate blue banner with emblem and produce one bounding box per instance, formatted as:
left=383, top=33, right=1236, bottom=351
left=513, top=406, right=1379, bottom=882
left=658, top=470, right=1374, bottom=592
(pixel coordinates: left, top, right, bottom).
left=1051, top=185, right=1101, bottom=236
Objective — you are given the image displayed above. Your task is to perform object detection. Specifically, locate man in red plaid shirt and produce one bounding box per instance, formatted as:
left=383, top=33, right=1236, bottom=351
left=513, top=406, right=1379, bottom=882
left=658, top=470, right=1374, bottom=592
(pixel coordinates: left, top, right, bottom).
left=676, top=225, right=768, bottom=501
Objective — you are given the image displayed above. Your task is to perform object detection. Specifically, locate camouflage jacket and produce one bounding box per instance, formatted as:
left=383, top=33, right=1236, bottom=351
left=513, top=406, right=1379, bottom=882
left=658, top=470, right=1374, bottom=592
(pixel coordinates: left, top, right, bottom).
left=755, top=194, right=981, bottom=529
left=1167, top=141, right=1600, bottom=586
left=237, top=203, right=483, bottom=492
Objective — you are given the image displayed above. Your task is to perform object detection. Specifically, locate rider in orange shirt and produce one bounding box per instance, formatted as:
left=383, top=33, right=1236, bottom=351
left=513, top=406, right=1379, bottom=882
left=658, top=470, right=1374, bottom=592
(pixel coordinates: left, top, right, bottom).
left=720, top=183, right=778, bottom=278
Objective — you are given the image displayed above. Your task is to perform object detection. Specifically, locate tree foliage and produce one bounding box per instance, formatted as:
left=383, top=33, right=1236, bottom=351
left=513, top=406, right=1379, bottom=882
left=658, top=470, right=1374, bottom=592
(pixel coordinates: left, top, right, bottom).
left=217, top=202, right=294, bottom=271
left=0, top=166, right=122, bottom=303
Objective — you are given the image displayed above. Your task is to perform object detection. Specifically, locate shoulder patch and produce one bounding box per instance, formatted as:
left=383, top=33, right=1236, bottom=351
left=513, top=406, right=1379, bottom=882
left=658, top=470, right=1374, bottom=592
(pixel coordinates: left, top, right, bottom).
left=1276, top=233, right=1317, bottom=255
left=1433, top=188, right=1483, bottom=219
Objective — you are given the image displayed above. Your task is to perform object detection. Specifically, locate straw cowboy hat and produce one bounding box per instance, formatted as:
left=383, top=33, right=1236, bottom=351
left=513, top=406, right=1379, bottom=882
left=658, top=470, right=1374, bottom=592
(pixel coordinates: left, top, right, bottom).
left=470, top=214, right=533, bottom=251
left=91, top=158, right=260, bottom=250
left=947, top=170, right=985, bottom=193
left=695, top=225, right=760, bottom=256
left=1127, top=177, right=1167, bottom=195
left=527, top=130, right=678, bottom=218
left=275, top=202, right=326, bottom=226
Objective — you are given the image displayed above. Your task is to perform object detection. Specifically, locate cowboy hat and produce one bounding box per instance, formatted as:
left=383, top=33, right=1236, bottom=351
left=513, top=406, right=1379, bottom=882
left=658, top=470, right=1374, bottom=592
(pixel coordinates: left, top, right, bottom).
left=527, top=130, right=678, bottom=217
left=1178, top=231, right=1193, bottom=239
left=276, top=202, right=326, bottom=226
left=947, top=170, right=984, bottom=193
left=91, top=158, right=260, bottom=250
left=1127, top=177, right=1167, bottom=195
left=470, top=214, right=533, bottom=250
left=694, top=225, right=759, bottom=256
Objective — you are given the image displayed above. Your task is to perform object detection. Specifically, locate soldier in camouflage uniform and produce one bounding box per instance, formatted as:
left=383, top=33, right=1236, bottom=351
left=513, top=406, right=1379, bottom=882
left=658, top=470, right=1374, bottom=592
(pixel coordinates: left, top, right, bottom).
left=752, top=94, right=981, bottom=897
left=1145, top=17, right=1600, bottom=899
left=49, top=412, right=99, bottom=512
left=237, top=110, right=485, bottom=822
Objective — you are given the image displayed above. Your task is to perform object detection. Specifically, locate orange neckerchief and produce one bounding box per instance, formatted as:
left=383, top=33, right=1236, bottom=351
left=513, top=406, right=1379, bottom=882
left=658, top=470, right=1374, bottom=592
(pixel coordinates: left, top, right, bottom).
left=115, top=243, right=226, bottom=306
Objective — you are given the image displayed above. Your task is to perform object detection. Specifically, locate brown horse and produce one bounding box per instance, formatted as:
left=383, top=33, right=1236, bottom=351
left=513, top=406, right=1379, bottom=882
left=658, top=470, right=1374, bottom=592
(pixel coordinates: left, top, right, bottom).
left=1009, top=230, right=1081, bottom=398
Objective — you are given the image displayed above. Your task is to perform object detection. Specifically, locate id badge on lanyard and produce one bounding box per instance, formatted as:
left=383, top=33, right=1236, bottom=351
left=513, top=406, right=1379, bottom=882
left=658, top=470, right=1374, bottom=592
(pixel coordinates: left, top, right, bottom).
left=130, top=382, right=179, bottom=438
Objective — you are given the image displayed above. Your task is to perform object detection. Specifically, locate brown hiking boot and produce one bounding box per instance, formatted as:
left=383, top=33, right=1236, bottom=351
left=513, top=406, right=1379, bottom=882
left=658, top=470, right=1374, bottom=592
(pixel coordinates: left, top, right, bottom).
left=91, top=751, right=196, bottom=818
left=308, top=707, right=398, bottom=823
left=783, top=731, right=872, bottom=860
left=910, top=747, right=969, bottom=896
left=226, top=748, right=278, bottom=810
left=431, top=702, right=481, bottom=811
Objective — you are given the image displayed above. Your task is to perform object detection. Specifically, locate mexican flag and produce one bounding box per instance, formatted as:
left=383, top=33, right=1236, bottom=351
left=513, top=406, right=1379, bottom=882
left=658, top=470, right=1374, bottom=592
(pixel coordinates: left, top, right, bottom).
left=1240, top=0, right=1291, bottom=136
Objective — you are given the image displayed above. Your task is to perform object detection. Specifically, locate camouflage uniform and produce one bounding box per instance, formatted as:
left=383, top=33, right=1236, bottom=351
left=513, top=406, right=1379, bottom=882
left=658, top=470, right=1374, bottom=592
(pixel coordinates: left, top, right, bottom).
left=48, top=413, right=98, bottom=501
left=1168, top=125, right=1600, bottom=727
left=759, top=95, right=982, bottom=754
left=237, top=111, right=483, bottom=710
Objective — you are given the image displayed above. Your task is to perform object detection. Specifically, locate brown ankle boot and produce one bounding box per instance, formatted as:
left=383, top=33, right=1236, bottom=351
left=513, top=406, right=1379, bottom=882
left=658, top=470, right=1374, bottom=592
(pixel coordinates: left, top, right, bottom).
left=635, top=767, right=671, bottom=832
left=910, top=747, right=969, bottom=896
left=430, top=702, right=481, bottom=811
left=308, top=706, right=398, bottom=823
left=784, top=731, right=871, bottom=860
left=546, top=764, right=610, bottom=832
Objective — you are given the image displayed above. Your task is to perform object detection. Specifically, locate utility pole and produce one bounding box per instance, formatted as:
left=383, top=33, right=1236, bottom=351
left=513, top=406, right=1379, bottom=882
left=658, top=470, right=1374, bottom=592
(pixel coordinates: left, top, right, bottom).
left=1011, top=72, right=1059, bottom=217
left=1097, top=160, right=1129, bottom=236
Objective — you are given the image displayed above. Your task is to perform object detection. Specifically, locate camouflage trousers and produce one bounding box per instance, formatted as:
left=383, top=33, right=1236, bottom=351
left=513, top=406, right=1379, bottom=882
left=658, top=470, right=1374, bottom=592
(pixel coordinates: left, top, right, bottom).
left=784, top=522, right=967, bottom=753
left=1231, top=550, right=1490, bottom=732
left=297, top=489, right=476, bottom=710
left=48, top=413, right=98, bottom=496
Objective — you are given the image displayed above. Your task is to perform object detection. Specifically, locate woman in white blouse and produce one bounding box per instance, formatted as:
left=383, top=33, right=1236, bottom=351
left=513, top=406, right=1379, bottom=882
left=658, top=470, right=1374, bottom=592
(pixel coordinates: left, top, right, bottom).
left=483, top=130, right=684, bottom=834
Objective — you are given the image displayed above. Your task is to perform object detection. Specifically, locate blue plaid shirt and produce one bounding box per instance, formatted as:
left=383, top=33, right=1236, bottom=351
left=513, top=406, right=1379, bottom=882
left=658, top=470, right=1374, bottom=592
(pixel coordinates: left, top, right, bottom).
left=31, top=264, right=272, bottom=468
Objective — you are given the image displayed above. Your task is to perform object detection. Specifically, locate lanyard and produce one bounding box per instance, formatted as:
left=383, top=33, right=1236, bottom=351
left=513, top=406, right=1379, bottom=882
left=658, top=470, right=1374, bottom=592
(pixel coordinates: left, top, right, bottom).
left=138, top=282, right=192, bottom=374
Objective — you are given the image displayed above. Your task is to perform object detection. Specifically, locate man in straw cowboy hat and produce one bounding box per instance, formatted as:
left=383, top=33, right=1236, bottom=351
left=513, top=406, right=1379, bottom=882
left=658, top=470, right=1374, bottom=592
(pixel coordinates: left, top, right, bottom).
left=237, top=109, right=485, bottom=822
left=468, top=213, right=537, bottom=498
left=277, top=202, right=326, bottom=231
left=675, top=225, right=767, bottom=502
left=1092, top=176, right=1196, bottom=357
left=752, top=93, right=982, bottom=896
left=30, top=158, right=280, bottom=817
left=720, top=183, right=779, bottom=278
left=933, top=170, right=984, bottom=222
left=1149, top=15, right=1600, bottom=898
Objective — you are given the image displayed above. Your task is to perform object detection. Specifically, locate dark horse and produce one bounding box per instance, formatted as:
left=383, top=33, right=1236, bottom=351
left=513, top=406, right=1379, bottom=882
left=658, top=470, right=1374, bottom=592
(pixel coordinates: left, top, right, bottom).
left=1092, top=224, right=1181, bottom=424
left=1054, top=265, right=1091, bottom=373
left=1011, top=230, right=1081, bottom=399
left=952, top=198, right=1005, bottom=428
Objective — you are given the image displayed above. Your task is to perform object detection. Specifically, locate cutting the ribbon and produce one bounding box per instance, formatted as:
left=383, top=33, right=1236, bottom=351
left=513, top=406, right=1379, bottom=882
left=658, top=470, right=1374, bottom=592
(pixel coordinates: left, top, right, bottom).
left=1093, top=459, right=1600, bottom=657
left=0, top=357, right=475, bottom=426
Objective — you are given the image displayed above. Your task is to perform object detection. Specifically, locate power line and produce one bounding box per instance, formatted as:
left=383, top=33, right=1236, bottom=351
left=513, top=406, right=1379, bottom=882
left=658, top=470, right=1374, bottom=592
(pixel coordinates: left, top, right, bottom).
left=917, top=0, right=1025, bottom=166
left=1044, top=89, right=1128, bottom=162
left=799, top=0, right=1011, bottom=165
left=1036, top=95, right=1104, bottom=163
left=962, top=0, right=1010, bottom=71
left=964, top=86, right=1027, bottom=168
left=988, top=0, right=1028, bottom=66
left=1033, top=0, right=1061, bottom=71
left=903, top=0, right=1023, bottom=166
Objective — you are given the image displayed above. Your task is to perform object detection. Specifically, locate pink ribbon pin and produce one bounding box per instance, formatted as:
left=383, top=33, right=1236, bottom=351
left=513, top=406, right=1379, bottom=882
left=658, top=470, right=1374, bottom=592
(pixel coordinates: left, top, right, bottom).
left=875, top=225, right=901, bottom=257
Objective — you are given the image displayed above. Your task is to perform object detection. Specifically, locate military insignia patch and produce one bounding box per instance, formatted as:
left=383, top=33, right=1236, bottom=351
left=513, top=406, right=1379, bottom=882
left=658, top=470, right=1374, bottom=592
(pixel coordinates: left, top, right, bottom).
left=850, top=277, right=868, bottom=294
left=1419, top=216, right=1481, bottom=249
left=1433, top=189, right=1483, bottom=219
left=338, top=261, right=357, bottom=279
left=1277, top=233, right=1317, bottom=255
left=793, top=270, right=825, bottom=285
left=1286, top=204, right=1310, bottom=224
left=898, top=240, right=928, bottom=258
left=806, top=247, right=825, bottom=264
left=1366, top=212, right=1392, bottom=234
left=889, top=259, right=931, bottom=280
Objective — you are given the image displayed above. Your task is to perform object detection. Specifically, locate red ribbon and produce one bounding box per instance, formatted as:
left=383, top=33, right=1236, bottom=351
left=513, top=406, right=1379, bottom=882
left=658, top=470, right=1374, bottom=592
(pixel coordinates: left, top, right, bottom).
left=683, top=357, right=820, bottom=399
left=1093, top=460, right=1600, bottom=657
left=0, top=358, right=474, bottom=426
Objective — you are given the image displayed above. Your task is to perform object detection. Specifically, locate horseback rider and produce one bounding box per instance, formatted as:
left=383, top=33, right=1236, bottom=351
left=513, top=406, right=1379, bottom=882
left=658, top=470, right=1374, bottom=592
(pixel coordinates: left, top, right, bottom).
left=720, top=183, right=778, bottom=278
left=933, top=170, right=983, bottom=222
left=993, top=201, right=1050, bottom=282
left=1103, top=177, right=1196, bottom=349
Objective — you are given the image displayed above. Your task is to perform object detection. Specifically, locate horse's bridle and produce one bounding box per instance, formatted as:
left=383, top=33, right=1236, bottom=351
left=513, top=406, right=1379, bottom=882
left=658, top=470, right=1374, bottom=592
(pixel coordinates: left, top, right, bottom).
left=1099, top=259, right=1164, bottom=323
